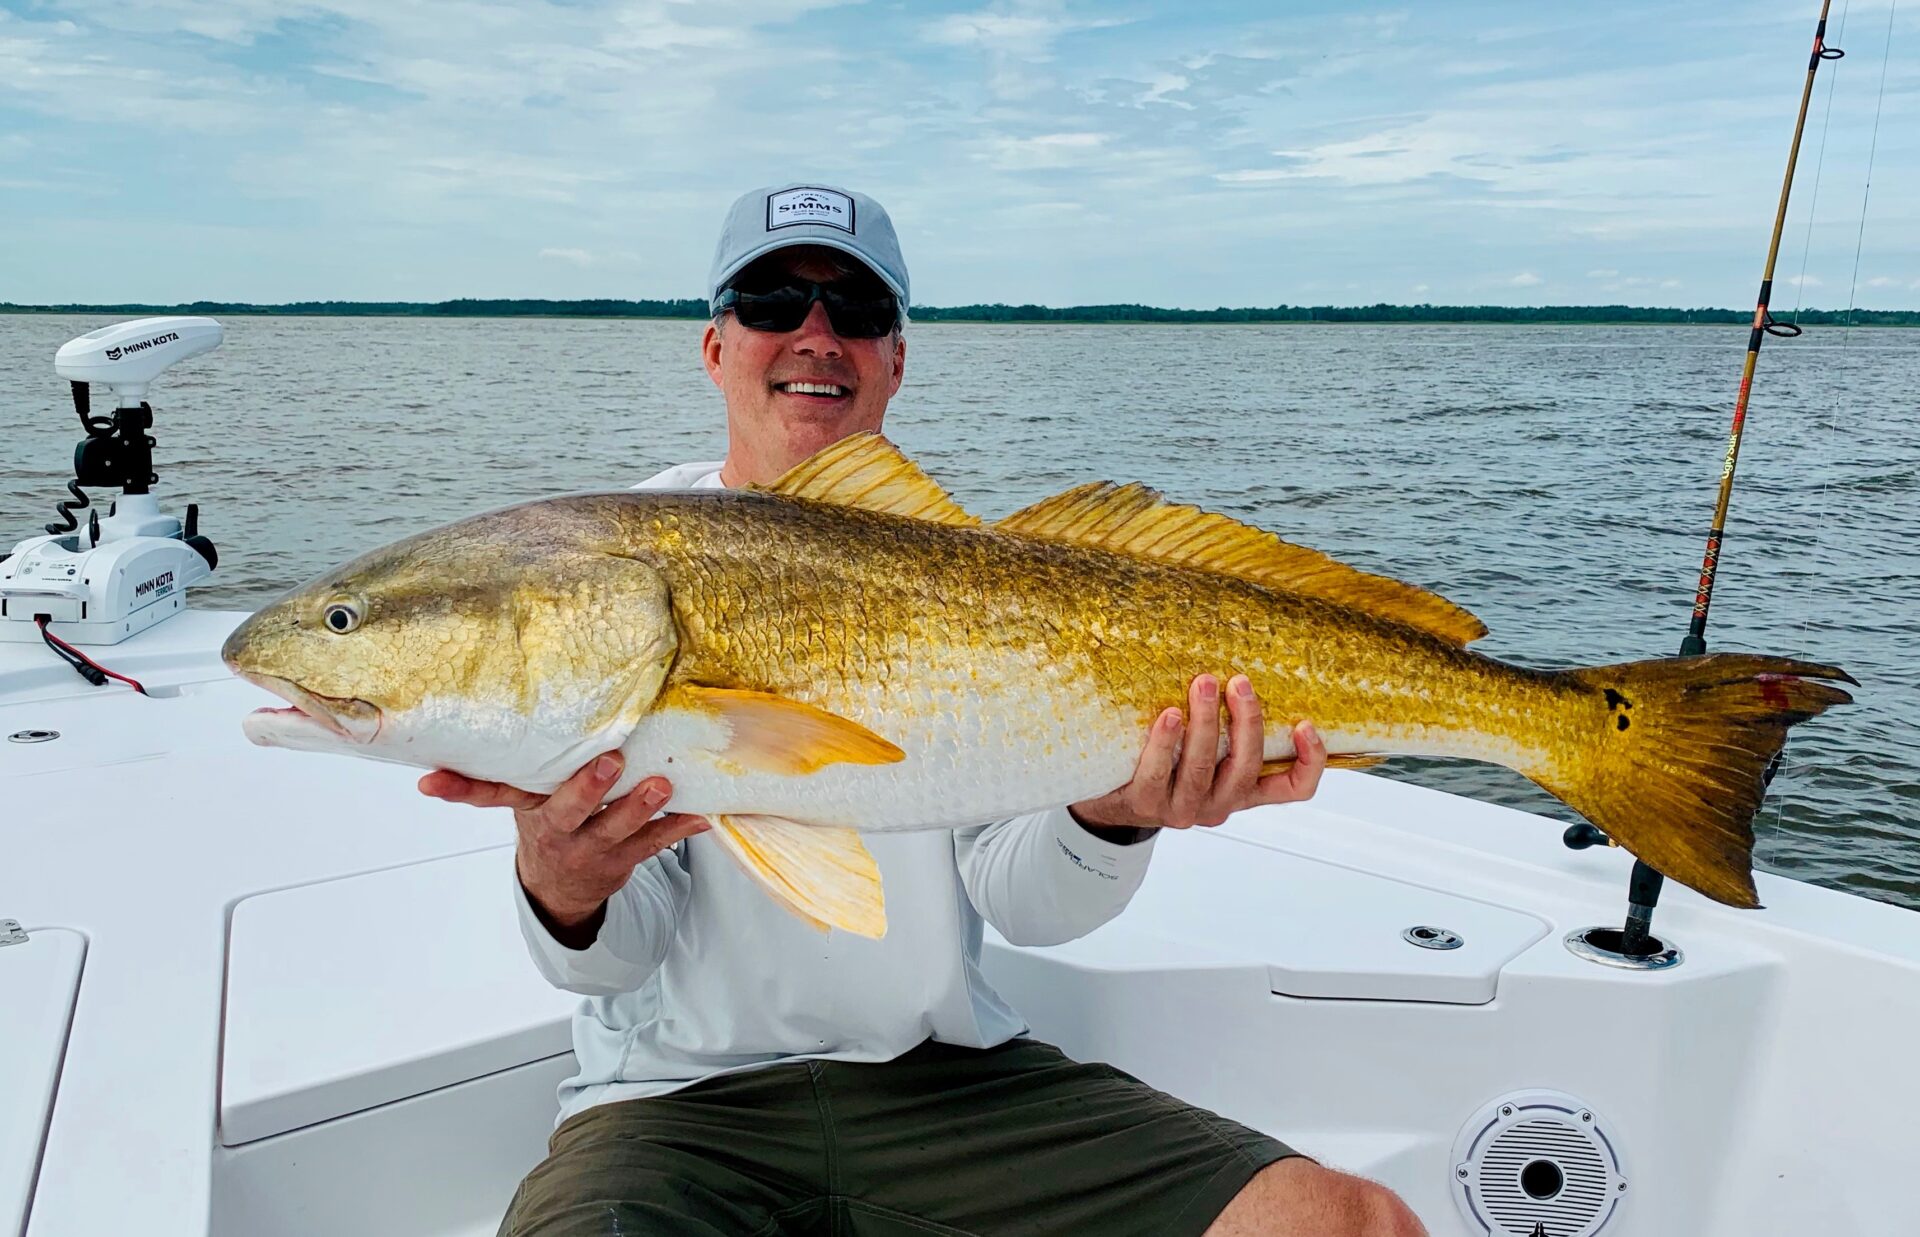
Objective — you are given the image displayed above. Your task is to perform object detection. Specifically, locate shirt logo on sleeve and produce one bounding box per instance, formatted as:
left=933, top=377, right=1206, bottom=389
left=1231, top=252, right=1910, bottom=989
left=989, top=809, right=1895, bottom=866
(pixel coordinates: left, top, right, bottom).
left=1056, top=837, right=1119, bottom=880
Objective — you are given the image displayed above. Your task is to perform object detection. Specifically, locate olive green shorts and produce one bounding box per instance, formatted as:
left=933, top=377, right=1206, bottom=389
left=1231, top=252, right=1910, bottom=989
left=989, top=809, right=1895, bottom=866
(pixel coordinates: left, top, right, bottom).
left=500, top=1038, right=1301, bottom=1236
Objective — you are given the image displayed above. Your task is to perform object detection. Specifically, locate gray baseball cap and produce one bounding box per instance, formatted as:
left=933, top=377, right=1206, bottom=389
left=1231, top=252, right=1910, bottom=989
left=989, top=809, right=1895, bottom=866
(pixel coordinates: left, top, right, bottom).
left=708, top=182, right=909, bottom=307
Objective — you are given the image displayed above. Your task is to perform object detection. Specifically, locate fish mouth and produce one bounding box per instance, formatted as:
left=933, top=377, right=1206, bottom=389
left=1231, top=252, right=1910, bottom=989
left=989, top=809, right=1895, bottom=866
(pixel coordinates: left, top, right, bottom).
left=237, top=673, right=383, bottom=746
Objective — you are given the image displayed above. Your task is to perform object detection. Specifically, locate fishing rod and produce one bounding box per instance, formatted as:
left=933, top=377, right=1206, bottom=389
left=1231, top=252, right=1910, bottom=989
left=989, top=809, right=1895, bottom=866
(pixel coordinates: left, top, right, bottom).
left=1622, top=0, right=1847, bottom=955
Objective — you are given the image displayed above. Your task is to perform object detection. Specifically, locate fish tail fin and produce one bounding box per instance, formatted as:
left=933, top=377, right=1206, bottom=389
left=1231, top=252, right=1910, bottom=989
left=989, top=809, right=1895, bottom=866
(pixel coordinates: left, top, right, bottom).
left=1533, top=654, right=1854, bottom=908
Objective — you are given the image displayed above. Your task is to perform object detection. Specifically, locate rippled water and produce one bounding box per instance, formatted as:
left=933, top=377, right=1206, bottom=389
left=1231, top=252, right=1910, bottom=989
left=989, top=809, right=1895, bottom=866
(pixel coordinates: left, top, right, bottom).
left=3, top=315, right=1915, bottom=910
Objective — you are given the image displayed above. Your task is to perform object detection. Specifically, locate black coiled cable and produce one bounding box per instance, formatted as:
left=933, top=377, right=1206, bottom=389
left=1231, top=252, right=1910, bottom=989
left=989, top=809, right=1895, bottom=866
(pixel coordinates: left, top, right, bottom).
left=45, top=381, right=116, bottom=535
left=46, top=478, right=92, bottom=535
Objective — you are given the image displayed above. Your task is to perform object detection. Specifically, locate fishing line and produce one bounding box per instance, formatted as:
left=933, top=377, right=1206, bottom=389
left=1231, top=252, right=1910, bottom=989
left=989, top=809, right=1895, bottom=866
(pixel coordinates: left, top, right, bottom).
left=1789, top=0, right=1850, bottom=323
left=1766, top=0, right=1848, bottom=853
left=1843, top=3, right=1898, bottom=317
left=1767, top=0, right=1897, bottom=855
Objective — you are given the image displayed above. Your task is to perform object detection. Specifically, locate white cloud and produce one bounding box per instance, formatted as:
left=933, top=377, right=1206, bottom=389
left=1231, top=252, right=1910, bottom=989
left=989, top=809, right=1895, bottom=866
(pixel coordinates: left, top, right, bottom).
left=14, top=0, right=896, bottom=247
left=977, top=131, right=1109, bottom=170
left=1787, top=274, right=1823, bottom=288
left=1509, top=272, right=1542, bottom=287
left=539, top=248, right=594, bottom=267
left=1214, top=167, right=1295, bottom=185
left=925, top=12, right=1072, bottom=54
left=1436, top=58, right=1515, bottom=78
left=1587, top=268, right=1620, bottom=278
left=923, top=5, right=1128, bottom=58
left=1224, top=124, right=1484, bottom=187
left=1134, top=72, right=1192, bottom=107
left=0, top=17, right=268, bottom=131
left=234, top=123, right=627, bottom=210
left=923, top=2, right=1131, bottom=98
left=1347, top=10, right=1410, bottom=40
left=1212, top=108, right=1654, bottom=195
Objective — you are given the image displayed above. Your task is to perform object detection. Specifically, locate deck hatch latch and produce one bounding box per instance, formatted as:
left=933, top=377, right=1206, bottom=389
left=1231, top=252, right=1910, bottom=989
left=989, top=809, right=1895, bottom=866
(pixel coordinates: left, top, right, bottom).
left=0, top=919, right=26, bottom=947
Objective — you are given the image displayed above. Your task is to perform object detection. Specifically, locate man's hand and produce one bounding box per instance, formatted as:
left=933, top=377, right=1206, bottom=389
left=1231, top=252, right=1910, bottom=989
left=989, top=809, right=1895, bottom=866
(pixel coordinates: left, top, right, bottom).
left=419, top=753, right=709, bottom=948
left=1070, top=674, right=1326, bottom=832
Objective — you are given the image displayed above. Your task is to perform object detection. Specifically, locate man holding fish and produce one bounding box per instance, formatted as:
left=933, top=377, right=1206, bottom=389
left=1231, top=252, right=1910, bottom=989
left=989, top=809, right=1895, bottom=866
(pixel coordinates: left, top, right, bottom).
left=428, top=185, right=1420, bottom=1235
left=228, top=181, right=1845, bottom=1230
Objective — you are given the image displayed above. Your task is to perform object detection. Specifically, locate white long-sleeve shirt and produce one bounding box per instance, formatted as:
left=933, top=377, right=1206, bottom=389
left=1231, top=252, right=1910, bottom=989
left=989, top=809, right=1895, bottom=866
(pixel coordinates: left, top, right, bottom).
left=513, top=459, right=1159, bottom=1124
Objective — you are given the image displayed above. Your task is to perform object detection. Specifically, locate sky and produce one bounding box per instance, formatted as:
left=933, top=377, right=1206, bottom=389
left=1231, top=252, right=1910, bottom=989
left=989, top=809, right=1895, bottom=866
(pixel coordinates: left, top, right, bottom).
left=1, top=0, right=1916, bottom=308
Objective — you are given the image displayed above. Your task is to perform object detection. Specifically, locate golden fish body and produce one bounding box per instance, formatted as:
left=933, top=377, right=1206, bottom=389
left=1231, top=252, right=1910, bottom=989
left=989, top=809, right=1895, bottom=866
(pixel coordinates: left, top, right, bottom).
left=614, top=491, right=1531, bottom=829
left=222, top=435, right=1853, bottom=935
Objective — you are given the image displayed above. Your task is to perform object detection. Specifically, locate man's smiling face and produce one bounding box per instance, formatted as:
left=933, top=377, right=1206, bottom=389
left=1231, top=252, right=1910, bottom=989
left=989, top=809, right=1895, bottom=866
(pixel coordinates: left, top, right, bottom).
left=703, top=245, right=907, bottom=486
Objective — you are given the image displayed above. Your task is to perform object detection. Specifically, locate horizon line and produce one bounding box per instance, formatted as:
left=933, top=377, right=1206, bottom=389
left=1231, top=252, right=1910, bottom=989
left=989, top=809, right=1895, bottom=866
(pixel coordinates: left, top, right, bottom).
left=3, top=299, right=1915, bottom=325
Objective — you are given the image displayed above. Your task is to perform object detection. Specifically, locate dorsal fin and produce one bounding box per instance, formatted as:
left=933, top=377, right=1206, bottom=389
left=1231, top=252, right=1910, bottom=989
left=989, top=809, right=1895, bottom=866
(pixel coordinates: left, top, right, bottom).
left=756, top=433, right=980, bottom=527
left=997, top=482, right=1487, bottom=646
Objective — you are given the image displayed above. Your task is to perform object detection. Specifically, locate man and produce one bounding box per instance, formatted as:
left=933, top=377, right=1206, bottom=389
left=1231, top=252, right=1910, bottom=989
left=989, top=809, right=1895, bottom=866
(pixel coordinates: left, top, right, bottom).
left=425, top=183, right=1424, bottom=1237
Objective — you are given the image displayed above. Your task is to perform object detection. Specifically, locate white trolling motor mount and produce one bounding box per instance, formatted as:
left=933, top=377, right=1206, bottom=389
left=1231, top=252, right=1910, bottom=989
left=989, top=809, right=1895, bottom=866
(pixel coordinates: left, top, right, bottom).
left=0, top=317, right=224, bottom=650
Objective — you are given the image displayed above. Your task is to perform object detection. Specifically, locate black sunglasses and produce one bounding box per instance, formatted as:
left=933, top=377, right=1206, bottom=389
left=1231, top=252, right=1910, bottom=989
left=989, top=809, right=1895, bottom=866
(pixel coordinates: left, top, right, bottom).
left=712, top=279, right=900, bottom=339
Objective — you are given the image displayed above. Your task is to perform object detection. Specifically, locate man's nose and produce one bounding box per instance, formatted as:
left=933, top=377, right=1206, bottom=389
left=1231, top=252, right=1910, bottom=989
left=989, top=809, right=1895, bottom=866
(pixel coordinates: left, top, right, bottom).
left=789, top=299, right=843, bottom=358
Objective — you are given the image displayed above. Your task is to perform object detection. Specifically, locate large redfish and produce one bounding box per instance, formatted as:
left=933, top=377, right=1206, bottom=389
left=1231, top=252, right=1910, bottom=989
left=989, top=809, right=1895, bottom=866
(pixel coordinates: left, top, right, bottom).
left=220, top=434, right=1853, bottom=936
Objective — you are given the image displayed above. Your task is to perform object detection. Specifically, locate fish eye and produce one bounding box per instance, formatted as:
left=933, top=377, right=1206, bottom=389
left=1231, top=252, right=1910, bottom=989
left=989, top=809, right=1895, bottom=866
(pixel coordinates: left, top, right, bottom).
left=323, top=601, right=363, bottom=634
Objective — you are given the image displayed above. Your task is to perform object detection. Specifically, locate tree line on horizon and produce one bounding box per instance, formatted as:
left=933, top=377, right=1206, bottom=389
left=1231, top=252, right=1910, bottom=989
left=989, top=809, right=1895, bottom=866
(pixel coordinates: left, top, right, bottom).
left=3, top=298, right=1915, bottom=326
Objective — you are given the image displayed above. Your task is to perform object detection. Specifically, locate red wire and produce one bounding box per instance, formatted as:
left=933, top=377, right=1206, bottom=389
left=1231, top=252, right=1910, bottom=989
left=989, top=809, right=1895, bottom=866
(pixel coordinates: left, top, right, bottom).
left=36, top=617, right=149, bottom=695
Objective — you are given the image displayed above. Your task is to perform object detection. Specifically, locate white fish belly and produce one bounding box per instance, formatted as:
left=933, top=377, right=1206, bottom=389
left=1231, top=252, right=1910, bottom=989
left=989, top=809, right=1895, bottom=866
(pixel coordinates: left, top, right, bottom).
left=619, top=660, right=1143, bottom=830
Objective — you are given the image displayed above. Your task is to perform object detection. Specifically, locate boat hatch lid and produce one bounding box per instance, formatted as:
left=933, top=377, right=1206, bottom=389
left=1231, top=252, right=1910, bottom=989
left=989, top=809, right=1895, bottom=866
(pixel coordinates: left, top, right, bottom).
left=1057, top=826, right=1548, bottom=1004
left=0, top=926, right=86, bottom=1237
left=220, top=847, right=578, bottom=1146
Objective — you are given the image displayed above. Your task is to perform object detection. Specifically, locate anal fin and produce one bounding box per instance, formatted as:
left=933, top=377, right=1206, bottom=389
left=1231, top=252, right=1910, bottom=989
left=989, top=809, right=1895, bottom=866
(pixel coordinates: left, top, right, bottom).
left=707, top=814, right=888, bottom=939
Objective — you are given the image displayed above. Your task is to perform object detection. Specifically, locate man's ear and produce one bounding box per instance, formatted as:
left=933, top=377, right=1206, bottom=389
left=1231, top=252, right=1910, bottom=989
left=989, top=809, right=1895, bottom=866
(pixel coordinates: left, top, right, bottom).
left=702, top=319, right=725, bottom=390
left=887, top=331, right=906, bottom=399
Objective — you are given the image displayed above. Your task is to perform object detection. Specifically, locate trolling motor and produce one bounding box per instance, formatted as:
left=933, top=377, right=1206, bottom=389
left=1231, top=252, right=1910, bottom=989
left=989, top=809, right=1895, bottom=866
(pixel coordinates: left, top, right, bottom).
left=0, top=317, right=224, bottom=649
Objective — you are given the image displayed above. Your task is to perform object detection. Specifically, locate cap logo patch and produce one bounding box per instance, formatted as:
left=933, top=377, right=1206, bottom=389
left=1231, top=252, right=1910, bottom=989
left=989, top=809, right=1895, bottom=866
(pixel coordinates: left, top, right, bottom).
left=767, top=186, right=855, bottom=234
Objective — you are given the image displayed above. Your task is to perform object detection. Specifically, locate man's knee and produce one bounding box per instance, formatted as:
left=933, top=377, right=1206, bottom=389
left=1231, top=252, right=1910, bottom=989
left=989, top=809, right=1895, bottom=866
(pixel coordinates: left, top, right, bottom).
left=1208, top=1158, right=1425, bottom=1237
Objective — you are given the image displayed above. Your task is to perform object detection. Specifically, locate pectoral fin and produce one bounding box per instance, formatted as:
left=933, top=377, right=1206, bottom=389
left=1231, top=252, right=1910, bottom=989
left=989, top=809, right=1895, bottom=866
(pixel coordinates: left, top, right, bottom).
left=707, top=814, right=888, bottom=939
left=667, top=685, right=905, bottom=775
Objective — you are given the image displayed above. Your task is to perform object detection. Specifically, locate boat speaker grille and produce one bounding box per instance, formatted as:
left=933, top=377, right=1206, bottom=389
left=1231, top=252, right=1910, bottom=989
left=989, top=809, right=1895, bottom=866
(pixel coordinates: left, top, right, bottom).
left=1450, top=1090, right=1628, bottom=1236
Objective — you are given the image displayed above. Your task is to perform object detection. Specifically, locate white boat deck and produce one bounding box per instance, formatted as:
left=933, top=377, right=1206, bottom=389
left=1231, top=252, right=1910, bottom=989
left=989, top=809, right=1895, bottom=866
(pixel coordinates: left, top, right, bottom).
left=4, top=609, right=1917, bottom=1236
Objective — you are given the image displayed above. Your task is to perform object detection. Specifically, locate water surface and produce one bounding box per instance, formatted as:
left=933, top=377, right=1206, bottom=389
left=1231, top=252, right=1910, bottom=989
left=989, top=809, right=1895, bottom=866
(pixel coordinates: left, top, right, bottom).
left=3, top=315, right=1914, bottom=909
